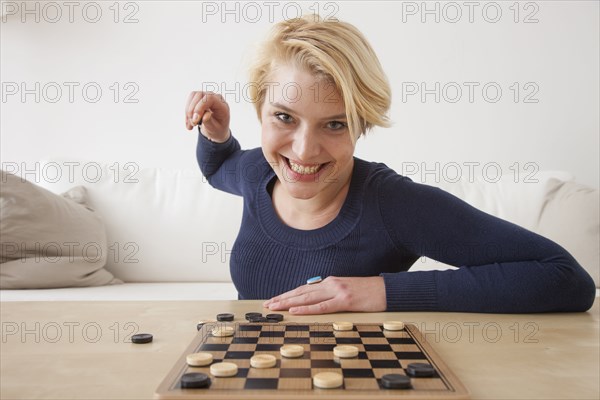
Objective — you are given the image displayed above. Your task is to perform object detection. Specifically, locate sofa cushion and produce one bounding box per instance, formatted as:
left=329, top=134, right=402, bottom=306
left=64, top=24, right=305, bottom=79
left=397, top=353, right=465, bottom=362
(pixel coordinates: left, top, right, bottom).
left=434, top=170, right=576, bottom=231
left=408, top=171, right=600, bottom=288
left=33, top=160, right=597, bottom=288
left=34, top=160, right=242, bottom=283
left=536, top=179, right=599, bottom=286
left=411, top=172, right=574, bottom=270
left=0, top=171, right=121, bottom=289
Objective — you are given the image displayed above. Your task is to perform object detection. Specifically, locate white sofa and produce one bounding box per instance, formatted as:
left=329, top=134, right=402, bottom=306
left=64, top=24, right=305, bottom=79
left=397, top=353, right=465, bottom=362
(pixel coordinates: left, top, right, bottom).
left=1, top=159, right=598, bottom=301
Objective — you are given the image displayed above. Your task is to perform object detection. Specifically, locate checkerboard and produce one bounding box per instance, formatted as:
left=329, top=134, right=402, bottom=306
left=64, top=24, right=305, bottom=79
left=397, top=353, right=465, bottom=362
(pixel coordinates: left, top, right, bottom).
left=155, top=322, right=469, bottom=399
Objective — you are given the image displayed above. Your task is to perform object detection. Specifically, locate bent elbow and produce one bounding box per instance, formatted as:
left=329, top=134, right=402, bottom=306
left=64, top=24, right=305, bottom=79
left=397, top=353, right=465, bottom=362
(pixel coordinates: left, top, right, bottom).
left=555, top=261, right=597, bottom=312
left=571, top=271, right=596, bottom=312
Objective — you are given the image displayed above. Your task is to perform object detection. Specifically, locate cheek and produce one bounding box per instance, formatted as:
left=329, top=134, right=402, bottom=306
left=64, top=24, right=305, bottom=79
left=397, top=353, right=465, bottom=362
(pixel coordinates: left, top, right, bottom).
left=260, top=123, right=272, bottom=146
left=327, top=137, right=355, bottom=160
left=261, top=127, right=283, bottom=157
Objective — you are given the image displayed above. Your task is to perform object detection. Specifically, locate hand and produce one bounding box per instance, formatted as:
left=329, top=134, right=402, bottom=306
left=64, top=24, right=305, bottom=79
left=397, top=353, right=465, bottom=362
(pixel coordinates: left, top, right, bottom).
left=185, top=90, right=231, bottom=143
left=263, top=276, right=387, bottom=315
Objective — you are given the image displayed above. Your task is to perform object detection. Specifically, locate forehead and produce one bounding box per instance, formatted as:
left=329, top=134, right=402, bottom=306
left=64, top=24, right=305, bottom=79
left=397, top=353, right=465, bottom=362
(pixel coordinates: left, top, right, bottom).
left=265, top=64, right=345, bottom=116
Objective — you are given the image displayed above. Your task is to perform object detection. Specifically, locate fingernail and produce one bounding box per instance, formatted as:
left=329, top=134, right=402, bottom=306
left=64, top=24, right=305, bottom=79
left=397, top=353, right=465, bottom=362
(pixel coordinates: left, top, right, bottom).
left=192, top=113, right=198, bottom=121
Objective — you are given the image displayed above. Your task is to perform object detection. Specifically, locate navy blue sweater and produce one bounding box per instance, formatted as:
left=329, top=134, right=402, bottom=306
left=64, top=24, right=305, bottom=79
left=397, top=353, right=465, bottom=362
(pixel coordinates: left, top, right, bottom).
left=196, top=130, right=596, bottom=313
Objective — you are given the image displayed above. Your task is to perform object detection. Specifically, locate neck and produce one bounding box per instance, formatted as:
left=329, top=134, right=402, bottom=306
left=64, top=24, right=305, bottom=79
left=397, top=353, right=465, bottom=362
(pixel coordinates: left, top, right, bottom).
left=273, top=159, right=354, bottom=222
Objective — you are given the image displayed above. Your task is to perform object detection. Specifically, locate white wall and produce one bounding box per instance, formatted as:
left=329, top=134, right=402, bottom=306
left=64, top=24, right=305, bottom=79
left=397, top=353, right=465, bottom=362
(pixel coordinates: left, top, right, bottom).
left=1, top=1, right=598, bottom=187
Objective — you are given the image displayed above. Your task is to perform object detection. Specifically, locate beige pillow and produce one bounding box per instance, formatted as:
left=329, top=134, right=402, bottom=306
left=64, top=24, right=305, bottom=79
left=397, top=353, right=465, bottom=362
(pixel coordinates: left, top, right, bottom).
left=0, top=170, right=122, bottom=289
left=536, top=179, right=599, bottom=287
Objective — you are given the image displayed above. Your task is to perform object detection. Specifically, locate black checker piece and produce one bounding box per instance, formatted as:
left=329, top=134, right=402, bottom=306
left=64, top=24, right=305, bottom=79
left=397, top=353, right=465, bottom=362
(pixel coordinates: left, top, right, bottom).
left=180, top=372, right=211, bottom=389
left=131, top=333, right=153, bottom=344
left=381, top=374, right=412, bottom=389
left=245, top=312, right=262, bottom=321
left=406, top=362, right=436, bottom=377
left=216, top=313, right=234, bottom=322
left=265, top=313, right=284, bottom=322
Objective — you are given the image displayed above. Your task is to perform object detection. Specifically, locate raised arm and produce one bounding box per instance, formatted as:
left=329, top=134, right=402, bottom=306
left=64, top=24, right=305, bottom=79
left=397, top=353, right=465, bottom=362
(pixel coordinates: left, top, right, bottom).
left=378, top=172, right=596, bottom=313
left=186, top=90, right=250, bottom=196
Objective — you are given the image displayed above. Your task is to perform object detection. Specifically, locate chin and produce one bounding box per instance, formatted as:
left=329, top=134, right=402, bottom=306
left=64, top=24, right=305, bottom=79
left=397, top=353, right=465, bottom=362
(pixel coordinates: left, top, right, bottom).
left=282, top=183, right=321, bottom=200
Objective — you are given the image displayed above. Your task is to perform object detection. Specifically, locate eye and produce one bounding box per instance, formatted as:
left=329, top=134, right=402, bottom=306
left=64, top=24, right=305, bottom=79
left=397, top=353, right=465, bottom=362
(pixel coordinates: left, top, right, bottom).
left=328, top=121, right=347, bottom=131
left=274, top=112, right=293, bottom=124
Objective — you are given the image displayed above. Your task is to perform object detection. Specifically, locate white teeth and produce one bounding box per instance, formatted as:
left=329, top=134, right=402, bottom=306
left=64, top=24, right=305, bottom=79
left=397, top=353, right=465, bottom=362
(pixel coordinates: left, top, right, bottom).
left=288, top=159, right=322, bottom=175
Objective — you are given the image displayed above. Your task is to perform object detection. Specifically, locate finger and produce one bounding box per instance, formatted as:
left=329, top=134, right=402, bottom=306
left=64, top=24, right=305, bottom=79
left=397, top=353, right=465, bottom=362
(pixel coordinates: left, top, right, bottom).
left=273, top=276, right=336, bottom=302
left=186, top=91, right=204, bottom=121
left=184, top=91, right=196, bottom=113
left=267, top=289, right=333, bottom=311
left=289, top=299, right=339, bottom=315
left=264, top=284, right=314, bottom=306
left=185, top=92, right=198, bottom=130
left=192, top=96, right=210, bottom=126
left=186, top=113, right=200, bottom=130
left=192, top=93, right=219, bottom=125
left=185, top=91, right=199, bottom=119
left=264, top=277, right=333, bottom=306
left=264, top=289, right=299, bottom=306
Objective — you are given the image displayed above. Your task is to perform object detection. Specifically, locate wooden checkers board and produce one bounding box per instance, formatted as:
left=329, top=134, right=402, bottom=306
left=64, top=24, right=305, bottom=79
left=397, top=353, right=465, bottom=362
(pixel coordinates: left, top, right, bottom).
left=155, top=322, right=469, bottom=399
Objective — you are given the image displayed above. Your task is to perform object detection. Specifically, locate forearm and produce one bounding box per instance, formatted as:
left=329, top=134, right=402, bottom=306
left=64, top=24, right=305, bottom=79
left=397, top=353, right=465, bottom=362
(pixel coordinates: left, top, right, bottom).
left=196, top=126, right=239, bottom=178
left=382, top=252, right=596, bottom=313
left=196, top=127, right=256, bottom=196
left=378, top=174, right=596, bottom=313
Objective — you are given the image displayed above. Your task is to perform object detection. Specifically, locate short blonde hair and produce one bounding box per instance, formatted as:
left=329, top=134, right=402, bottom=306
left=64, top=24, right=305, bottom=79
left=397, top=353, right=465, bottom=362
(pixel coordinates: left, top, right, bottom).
left=247, top=14, right=392, bottom=141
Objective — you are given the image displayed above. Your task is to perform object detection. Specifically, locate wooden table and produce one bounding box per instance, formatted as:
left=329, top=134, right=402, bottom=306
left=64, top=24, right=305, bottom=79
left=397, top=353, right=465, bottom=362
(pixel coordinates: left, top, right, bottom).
left=1, top=299, right=598, bottom=399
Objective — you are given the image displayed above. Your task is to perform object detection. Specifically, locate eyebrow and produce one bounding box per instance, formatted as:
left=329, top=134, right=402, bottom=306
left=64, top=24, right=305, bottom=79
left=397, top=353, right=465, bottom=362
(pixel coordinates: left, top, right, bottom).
left=270, top=102, right=347, bottom=120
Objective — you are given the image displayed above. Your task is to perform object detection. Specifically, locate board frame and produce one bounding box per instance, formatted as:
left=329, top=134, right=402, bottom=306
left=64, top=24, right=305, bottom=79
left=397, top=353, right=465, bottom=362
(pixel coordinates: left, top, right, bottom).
left=155, top=322, right=470, bottom=399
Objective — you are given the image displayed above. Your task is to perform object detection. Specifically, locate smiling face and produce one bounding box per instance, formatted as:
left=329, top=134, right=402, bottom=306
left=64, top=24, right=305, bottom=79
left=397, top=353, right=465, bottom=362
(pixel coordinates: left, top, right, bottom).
left=260, top=64, right=357, bottom=201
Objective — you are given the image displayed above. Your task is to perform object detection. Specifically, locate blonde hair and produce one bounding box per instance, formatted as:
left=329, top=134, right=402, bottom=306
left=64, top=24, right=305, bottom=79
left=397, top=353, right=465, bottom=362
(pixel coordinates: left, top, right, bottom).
left=247, top=14, right=392, bottom=141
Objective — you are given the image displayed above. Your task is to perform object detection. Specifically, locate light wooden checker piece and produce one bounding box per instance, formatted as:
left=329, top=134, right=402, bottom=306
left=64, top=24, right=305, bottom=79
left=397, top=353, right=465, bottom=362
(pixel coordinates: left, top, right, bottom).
left=155, top=322, right=469, bottom=399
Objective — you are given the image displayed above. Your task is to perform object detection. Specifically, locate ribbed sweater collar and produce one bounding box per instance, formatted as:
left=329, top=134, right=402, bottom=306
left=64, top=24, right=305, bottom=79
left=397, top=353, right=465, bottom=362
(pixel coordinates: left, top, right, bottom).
left=256, top=157, right=369, bottom=250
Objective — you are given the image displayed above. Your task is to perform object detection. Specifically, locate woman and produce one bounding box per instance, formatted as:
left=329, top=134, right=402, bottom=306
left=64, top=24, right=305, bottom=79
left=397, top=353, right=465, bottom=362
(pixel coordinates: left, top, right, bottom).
left=185, top=15, right=595, bottom=314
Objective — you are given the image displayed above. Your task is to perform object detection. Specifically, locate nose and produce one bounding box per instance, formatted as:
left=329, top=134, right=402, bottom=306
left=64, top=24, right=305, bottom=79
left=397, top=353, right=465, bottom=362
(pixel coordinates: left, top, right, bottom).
left=291, top=126, right=320, bottom=161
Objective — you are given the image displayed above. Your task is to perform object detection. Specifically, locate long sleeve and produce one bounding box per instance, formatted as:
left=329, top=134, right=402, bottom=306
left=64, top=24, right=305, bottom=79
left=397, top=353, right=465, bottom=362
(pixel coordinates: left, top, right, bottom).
left=377, top=172, right=596, bottom=313
left=196, top=128, right=248, bottom=197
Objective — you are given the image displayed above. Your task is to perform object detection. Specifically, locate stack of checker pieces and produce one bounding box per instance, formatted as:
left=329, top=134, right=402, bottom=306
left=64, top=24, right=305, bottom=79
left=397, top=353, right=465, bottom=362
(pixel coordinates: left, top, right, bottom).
left=155, top=319, right=469, bottom=399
